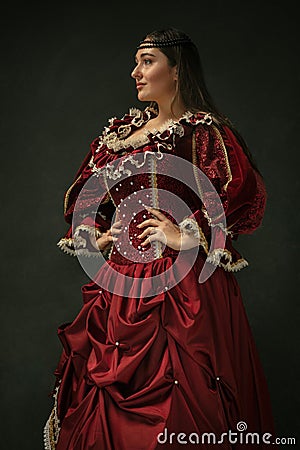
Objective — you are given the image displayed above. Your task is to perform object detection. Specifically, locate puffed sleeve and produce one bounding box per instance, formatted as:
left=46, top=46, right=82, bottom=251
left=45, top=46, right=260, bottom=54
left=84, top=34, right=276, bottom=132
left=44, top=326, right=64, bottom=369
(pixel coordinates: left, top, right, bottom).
left=57, top=136, right=116, bottom=259
left=179, top=121, right=267, bottom=272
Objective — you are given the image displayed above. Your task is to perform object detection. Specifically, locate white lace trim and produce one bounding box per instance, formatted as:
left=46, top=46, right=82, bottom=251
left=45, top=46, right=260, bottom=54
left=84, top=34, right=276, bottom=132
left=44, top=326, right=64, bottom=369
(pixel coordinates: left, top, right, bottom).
left=207, top=248, right=249, bottom=272
left=73, top=224, right=103, bottom=239
left=57, top=237, right=77, bottom=256
left=57, top=223, right=112, bottom=258
left=95, top=107, right=212, bottom=154
left=97, top=107, right=151, bottom=152
left=91, top=149, right=165, bottom=181
left=57, top=234, right=101, bottom=258
left=57, top=237, right=103, bottom=257
left=178, top=218, right=248, bottom=272
left=179, top=217, right=209, bottom=254
left=103, top=129, right=150, bottom=152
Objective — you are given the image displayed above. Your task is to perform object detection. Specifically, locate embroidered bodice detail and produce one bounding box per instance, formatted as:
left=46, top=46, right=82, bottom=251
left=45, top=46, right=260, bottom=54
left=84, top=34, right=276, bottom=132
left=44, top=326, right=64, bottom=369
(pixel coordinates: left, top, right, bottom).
left=57, top=106, right=266, bottom=272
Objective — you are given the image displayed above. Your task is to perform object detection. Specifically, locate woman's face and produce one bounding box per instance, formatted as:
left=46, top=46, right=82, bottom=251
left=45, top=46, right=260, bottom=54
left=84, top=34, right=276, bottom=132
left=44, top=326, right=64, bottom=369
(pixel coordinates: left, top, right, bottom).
left=131, top=48, right=177, bottom=105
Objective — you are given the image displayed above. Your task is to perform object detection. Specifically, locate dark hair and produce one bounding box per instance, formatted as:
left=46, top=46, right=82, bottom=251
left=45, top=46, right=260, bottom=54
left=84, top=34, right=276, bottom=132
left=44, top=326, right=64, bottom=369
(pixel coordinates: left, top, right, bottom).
left=141, top=28, right=262, bottom=176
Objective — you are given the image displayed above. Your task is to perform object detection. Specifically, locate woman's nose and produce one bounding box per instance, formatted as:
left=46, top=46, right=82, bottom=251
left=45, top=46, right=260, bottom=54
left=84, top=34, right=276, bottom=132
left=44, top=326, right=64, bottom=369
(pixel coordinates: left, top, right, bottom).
left=131, top=65, right=141, bottom=79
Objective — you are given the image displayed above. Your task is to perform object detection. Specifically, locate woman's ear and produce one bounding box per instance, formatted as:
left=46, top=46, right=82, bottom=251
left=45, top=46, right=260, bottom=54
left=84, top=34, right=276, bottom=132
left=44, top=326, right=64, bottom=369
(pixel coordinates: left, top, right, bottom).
left=173, top=66, right=178, bottom=81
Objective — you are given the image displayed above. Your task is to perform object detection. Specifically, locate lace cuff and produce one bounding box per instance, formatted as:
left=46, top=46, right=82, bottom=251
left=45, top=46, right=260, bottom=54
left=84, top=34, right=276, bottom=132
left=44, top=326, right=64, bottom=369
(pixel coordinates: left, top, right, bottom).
left=57, top=225, right=112, bottom=259
left=206, top=248, right=249, bottom=272
left=178, top=217, right=248, bottom=272
left=178, top=217, right=209, bottom=254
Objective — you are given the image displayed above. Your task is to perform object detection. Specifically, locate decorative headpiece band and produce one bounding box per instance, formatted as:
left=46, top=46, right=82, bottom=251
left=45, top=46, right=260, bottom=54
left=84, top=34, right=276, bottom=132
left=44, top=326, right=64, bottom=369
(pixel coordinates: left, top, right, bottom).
left=137, top=37, right=192, bottom=50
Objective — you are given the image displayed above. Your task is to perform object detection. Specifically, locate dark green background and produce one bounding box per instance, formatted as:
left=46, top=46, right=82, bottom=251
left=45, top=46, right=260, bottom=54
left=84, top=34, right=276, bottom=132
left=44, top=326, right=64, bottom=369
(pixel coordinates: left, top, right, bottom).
left=1, top=1, right=299, bottom=448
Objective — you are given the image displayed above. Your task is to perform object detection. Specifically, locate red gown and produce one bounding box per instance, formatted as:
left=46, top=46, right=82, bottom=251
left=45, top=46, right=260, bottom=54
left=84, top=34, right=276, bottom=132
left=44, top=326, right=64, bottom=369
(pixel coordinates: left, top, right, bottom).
left=44, top=107, right=277, bottom=449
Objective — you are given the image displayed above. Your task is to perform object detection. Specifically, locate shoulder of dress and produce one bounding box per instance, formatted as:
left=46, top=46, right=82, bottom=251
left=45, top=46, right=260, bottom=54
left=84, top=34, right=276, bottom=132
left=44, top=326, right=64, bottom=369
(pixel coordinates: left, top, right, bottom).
left=181, top=110, right=215, bottom=127
left=185, top=113, right=238, bottom=151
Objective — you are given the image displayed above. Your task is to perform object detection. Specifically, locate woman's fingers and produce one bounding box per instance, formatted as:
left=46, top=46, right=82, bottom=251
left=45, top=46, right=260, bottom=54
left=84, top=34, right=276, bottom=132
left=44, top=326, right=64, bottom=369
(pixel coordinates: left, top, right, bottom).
left=95, top=233, right=114, bottom=251
left=111, top=227, right=122, bottom=235
left=137, top=218, right=159, bottom=229
left=140, top=230, right=165, bottom=246
left=111, top=220, right=123, bottom=229
left=137, top=226, right=156, bottom=240
left=144, top=206, right=167, bottom=221
left=111, top=220, right=123, bottom=235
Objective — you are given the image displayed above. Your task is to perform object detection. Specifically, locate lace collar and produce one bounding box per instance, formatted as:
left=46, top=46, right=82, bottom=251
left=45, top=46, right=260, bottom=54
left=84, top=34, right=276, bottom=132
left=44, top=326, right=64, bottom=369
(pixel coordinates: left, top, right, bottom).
left=96, top=106, right=213, bottom=154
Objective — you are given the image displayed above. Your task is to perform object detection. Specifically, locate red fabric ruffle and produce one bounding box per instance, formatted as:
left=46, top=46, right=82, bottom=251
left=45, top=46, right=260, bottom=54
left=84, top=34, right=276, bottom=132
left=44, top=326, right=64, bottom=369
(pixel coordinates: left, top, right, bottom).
left=53, top=254, right=277, bottom=450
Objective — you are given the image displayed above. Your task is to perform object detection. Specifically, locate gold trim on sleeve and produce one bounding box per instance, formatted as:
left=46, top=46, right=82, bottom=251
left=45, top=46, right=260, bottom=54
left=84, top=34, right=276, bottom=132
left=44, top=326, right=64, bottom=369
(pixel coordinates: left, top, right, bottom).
left=211, top=125, right=232, bottom=192
left=191, top=130, right=204, bottom=200
left=63, top=174, right=82, bottom=215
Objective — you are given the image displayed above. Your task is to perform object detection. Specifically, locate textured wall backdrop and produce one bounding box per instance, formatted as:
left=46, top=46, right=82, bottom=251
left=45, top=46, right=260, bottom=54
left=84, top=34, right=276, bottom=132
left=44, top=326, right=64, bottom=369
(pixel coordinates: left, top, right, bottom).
left=1, top=1, right=299, bottom=448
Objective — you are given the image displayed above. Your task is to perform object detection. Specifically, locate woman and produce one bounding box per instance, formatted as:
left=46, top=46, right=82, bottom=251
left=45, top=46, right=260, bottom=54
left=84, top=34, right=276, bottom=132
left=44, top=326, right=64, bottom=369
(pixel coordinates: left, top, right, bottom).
left=44, top=29, right=277, bottom=449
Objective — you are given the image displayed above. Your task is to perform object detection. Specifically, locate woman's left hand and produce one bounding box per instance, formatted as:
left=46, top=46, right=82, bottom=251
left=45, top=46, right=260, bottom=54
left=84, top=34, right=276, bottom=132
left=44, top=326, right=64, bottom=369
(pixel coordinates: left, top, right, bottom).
left=137, top=206, right=182, bottom=251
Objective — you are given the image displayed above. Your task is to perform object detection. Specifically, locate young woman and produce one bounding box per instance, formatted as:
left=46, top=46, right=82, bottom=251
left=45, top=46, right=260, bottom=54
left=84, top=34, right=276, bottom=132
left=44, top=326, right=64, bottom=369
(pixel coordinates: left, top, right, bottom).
left=44, top=28, right=277, bottom=450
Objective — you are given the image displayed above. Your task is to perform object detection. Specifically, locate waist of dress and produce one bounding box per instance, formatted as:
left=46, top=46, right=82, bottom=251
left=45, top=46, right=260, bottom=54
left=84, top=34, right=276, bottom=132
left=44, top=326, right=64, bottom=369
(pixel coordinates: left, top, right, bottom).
left=108, top=239, right=179, bottom=265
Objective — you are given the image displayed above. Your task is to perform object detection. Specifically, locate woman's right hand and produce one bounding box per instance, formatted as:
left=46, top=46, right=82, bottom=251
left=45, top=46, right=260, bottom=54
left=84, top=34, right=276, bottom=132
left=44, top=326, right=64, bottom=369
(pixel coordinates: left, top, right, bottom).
left=95, top=220, right=123, bottom=251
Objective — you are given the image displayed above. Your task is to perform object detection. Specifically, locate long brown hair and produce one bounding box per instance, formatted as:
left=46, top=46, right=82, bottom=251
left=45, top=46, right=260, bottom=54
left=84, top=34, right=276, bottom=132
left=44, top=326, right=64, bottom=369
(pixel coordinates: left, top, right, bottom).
left=141, top=28, right=262, bottom=176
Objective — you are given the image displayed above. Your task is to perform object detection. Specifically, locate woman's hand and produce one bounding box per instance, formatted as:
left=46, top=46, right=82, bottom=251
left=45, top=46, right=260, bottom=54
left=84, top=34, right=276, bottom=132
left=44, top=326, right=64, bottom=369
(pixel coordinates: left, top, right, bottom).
left=95, top=220, right=123, bottom=251
left=137, top=206, right=201, bottom=251
left=137, top=206, right=182, bottom=251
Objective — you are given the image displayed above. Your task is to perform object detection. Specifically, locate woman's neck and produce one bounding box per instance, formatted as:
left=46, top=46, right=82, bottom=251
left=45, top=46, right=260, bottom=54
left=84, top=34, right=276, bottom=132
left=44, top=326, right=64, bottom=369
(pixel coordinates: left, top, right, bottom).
left=155, top=98, right=187, bottom=123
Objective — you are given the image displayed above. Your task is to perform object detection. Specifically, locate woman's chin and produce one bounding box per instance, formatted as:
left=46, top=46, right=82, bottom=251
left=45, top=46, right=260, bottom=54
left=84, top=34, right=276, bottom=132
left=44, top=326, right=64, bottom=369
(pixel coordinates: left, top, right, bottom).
left=137, top=93, right=152, bottom=102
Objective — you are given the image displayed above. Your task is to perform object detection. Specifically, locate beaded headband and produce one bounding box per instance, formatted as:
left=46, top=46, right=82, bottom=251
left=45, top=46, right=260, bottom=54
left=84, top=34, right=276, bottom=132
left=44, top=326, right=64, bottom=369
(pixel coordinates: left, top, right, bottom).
left=137, top=37, right=192, bottom=50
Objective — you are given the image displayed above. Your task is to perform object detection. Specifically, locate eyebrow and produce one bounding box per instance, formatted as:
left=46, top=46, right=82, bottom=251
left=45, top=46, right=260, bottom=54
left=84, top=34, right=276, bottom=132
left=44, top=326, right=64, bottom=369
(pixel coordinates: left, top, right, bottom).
left=134, top=52, right=156, bottom=62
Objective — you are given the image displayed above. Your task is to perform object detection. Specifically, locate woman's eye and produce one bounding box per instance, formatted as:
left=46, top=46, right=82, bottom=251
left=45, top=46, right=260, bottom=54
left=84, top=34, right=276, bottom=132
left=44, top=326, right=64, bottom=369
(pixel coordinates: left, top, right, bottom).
left=144, top=59, right=152, bottom=65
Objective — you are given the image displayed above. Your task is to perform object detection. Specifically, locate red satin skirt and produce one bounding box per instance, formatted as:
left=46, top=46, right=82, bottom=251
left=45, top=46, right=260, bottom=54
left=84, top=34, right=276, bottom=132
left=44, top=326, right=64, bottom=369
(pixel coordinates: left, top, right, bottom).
left=46, top=254, right=277, bottom=450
